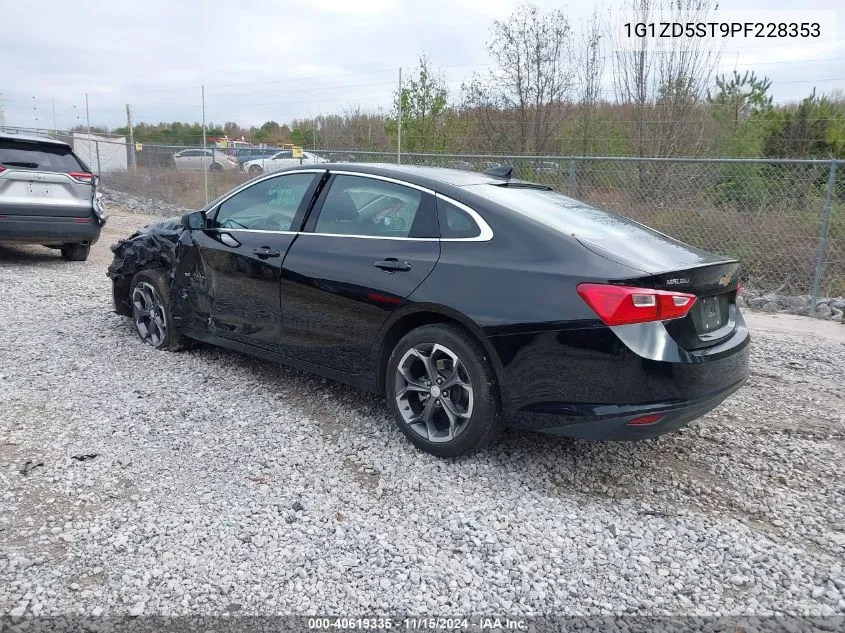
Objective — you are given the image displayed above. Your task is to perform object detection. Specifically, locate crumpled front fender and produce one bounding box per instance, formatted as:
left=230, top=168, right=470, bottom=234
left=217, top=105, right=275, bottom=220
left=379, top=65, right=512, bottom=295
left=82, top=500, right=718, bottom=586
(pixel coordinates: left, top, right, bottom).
left=106, top=217, right=187, bottom=314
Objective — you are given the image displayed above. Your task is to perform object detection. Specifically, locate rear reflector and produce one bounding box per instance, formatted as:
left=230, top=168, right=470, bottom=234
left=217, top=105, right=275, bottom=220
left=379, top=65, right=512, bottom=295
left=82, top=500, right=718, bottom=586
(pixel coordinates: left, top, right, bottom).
left=68, top=171, right=94, bottom=184
left=73, top=218, right=91, bottom=223
left=627, top=414, right=664, bottom=426
left=577, top=283, right=696, bottom=326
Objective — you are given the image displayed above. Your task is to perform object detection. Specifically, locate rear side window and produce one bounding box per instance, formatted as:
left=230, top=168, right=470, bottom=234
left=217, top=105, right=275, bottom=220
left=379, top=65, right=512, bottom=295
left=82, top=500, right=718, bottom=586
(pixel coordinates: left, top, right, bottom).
left=436, top=197, right=481, bottom=238
left=0, top=139, right=84, bottom=173
left=312, top=175, right=437, bottom=238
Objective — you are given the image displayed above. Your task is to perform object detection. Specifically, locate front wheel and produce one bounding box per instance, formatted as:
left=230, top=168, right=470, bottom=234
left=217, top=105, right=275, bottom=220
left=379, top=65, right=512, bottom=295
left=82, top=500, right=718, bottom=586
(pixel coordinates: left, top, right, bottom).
left=129, top=269, right=190, bottom=351
left=208, top=162, right=223, bottom=173
left=248, top=165, right=263, bottom=177
left=386, top=324, right=502, bottom=457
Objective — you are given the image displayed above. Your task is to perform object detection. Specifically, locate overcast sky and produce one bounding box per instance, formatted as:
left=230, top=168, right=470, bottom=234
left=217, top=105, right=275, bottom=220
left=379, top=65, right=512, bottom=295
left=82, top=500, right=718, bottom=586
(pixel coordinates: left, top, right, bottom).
left=1, top=0, right=842, bottom=131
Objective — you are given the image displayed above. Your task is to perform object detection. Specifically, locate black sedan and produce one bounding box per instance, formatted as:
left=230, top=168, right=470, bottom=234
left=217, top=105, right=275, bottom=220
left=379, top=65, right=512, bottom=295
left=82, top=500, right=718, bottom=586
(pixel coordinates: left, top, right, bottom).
left=108, top=164, right=749, bottom=457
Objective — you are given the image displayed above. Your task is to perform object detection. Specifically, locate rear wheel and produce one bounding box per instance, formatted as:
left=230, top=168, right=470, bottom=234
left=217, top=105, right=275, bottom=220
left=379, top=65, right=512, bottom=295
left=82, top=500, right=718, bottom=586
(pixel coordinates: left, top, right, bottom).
left=248, top=165, right=263, bottom=177
left=60, top=243, right=90, bottom=261
left=129, top=269, right=190, bottom=351
left=386, top=324, right=502, bottom=457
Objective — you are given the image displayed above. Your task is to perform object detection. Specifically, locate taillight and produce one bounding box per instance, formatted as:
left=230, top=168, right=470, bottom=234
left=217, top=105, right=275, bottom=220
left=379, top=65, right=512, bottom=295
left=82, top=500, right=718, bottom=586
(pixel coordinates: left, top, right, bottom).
left=577, top=283, right=696, bottom=326
left=0, top=166, right=6, bottom=174
left=68, top=172, right=94, bottom=184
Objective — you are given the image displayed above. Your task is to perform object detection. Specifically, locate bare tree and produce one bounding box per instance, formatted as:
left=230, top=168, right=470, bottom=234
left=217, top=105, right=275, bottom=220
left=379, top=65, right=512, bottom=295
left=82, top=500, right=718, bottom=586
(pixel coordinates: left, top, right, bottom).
left=463, top=3, right=574, bottom=155
left=611, top=0, right=722, bottom=158
left=573, top=7, right=606, bottom=156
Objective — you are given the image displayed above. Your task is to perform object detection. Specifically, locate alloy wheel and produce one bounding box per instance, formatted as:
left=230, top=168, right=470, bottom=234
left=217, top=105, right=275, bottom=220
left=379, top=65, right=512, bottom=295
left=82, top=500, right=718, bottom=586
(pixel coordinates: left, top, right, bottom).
left=394, top=343, right=474, bottom=443
left=132, top=282, right=167, bottom=347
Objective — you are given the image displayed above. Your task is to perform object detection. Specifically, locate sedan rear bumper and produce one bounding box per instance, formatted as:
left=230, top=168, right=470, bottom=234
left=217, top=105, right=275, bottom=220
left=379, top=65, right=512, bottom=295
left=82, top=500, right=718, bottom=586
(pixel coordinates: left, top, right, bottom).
left=492, top=314, right=751, bottom=440
left=533, top=376, right=746, bottom=440
left=0, top=215, right=101, bottom=245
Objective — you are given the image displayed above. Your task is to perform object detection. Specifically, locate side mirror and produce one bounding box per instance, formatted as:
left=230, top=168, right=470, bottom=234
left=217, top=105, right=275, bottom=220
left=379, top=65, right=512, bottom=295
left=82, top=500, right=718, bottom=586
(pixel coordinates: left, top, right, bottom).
left=181, top=210, right=206, bottom=230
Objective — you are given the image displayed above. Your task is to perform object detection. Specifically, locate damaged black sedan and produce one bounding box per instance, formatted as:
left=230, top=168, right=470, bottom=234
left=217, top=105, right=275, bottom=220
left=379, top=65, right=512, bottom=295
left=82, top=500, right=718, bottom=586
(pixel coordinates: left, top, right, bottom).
left=108, top=164, right=750, bottom=457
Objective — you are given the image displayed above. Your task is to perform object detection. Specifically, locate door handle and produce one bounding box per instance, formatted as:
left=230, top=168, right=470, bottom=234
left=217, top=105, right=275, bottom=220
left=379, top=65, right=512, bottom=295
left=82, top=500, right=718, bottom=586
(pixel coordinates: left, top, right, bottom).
left=374, top=258, right=412, bottom=272
left=253, top=246, right=281, bottom=258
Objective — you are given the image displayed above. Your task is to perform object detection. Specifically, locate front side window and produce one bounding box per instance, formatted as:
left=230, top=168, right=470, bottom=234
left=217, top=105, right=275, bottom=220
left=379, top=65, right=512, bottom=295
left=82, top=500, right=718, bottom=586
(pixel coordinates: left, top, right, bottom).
left=211, top=172, right=316, bottom=231
left=312, top=175, right=436, bottom=238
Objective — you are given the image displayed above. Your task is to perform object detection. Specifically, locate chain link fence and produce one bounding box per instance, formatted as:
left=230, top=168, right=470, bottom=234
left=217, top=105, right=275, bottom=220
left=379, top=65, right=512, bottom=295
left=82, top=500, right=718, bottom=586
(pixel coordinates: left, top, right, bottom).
left=40, top=132, right=843, bottom=317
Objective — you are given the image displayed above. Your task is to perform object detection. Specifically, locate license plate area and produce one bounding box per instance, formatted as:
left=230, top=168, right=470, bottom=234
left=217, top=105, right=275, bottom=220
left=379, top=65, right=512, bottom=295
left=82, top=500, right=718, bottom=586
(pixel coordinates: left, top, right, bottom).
left=27, top=183, right=50, bottom=197
left=696, top=295, right=726, bottom=332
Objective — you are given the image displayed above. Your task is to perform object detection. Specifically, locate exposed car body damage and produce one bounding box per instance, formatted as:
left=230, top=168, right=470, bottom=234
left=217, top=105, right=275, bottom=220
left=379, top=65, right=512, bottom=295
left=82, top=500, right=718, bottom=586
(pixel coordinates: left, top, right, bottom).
left=107, top=217, right=187, bottom=316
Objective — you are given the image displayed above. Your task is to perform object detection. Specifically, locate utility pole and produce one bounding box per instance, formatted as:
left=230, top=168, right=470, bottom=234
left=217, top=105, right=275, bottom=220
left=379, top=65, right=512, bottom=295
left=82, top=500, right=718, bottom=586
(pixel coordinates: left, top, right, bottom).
left=51, top=99, right=57, bottom=135
left=202, top=85, right=208, bottom=205
left=397, top=67, right=402, bottom=165
left=126, top=104, right=136, bottom=170
left=85, top=93, right=93, bottom=167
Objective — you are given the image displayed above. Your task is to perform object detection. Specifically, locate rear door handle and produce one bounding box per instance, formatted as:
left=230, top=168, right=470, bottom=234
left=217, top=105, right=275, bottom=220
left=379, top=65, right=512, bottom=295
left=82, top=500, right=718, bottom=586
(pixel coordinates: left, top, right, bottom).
left=374, top=258, right=412, bottom=272
left=253, top=246, right=281, bottom=258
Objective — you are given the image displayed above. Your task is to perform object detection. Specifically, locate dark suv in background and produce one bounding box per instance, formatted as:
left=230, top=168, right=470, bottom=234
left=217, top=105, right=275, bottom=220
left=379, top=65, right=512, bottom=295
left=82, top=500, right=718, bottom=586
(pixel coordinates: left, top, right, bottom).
left=0, top=130, right=105, bottom=261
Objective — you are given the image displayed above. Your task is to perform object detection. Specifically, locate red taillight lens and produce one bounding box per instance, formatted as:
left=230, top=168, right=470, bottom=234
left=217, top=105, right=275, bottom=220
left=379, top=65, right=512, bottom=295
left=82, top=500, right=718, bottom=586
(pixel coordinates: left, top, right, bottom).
left=0, top=166, right=6, bottom=173
left=68, top=171, right=94, bottom=184
left=577, top=283, right=696, bottom=326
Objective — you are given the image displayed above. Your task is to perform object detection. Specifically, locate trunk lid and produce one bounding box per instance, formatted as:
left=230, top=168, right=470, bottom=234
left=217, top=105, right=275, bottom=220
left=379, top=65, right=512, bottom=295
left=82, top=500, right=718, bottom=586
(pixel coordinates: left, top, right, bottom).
left=0, top=169, right=93, bottom=217
left=576, top=236, right=741, bottom=351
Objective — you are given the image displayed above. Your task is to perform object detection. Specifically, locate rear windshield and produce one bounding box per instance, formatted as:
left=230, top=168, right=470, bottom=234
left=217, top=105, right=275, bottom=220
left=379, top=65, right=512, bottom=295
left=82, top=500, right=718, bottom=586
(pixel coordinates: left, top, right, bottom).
left=0, top=139, right=85, bottom=173
left=468, top=184, right=661, bottom=241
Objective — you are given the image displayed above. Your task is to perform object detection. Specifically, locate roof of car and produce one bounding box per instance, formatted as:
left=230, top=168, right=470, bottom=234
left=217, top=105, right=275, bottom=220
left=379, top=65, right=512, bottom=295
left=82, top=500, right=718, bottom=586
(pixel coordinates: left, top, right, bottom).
left=0, top=129, right=70, bottom=148
left=299, top=162, right=528, bottom=189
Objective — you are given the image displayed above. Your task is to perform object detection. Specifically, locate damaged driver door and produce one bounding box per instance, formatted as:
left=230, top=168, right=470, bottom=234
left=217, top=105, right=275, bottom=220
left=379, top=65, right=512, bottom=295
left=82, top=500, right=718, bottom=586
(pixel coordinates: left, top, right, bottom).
left=172, top=171, right=322, bottom=352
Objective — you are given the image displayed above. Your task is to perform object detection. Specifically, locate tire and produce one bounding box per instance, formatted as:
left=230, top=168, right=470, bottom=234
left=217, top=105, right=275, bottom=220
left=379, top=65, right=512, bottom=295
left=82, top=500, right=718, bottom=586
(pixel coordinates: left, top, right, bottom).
left=128, top=269, right=190, bottom=351
left=386, top=323, right=503, bottom=457
left=208, top=163, right=223, bottom=173
left=248, top=165, right=263, bottom=177
left=60, top=243, right=90, bottom=261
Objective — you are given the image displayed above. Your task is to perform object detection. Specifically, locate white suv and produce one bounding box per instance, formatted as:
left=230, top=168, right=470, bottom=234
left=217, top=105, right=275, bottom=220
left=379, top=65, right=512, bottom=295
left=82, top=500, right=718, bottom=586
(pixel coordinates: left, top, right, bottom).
left=0, top=130, right=105, bottom=261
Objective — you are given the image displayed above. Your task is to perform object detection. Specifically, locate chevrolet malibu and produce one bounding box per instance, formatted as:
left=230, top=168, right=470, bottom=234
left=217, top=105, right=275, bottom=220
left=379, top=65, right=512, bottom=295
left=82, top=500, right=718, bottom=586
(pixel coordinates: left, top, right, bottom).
left=108, top=164, right=749, bottom=457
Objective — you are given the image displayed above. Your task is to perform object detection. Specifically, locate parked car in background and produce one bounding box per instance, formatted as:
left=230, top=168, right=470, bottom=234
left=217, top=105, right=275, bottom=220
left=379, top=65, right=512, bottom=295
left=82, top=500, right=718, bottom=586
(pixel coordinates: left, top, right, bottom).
left=230, top=147, right=283, bottom=165
left=242, top=150, right=328, bottom=176
left=0, top=130, right=105, bottom=261
left=108, top=163, right=749, bottom=457
left=173, top=149, right=238, bottom=172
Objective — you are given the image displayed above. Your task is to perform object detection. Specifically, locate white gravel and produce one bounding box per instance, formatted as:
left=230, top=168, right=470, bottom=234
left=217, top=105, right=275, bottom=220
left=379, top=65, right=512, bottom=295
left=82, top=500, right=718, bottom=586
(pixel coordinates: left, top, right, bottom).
left=1, top=209, right=844, bottom=618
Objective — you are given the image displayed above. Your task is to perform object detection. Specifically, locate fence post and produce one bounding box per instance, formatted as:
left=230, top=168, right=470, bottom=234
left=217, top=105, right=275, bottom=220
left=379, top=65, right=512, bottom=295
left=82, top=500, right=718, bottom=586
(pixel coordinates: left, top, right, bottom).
left=568, top=157, right=575, bottom=197
left=809, top=160, right=837, bottom=316
left=146, top=149, right=153, bottom=214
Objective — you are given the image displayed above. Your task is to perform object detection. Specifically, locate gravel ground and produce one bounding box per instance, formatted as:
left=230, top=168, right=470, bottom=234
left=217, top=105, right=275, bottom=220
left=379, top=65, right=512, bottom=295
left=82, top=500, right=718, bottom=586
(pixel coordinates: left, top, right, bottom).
left=1, top=208, right=844, bottom=618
